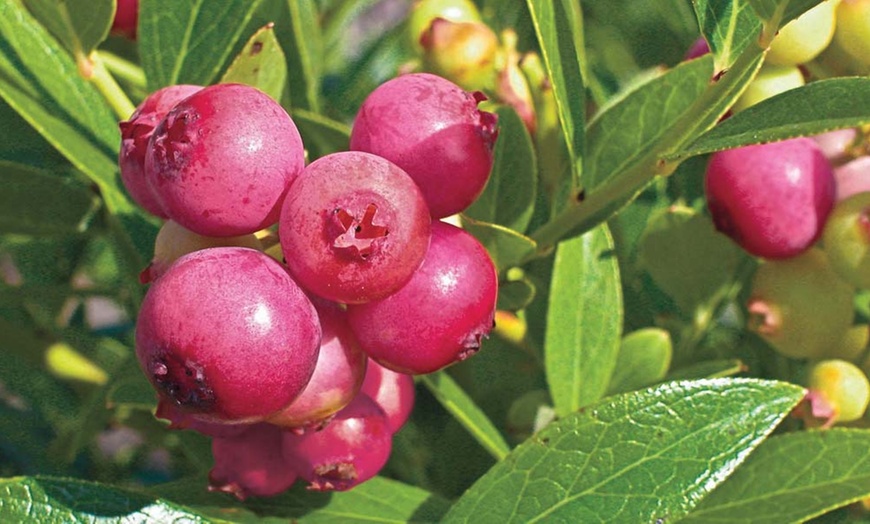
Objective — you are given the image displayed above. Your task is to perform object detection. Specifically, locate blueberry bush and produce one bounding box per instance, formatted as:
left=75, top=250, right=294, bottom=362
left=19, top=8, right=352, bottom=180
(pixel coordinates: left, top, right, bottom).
left=2, top=0, right=870, bottom=522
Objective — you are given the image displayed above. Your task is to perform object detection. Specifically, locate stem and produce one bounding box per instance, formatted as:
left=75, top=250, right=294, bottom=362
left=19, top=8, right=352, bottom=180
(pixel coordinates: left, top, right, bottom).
left=528, top=43, right=767, bottom=255
left=88, top=52, right=136, bottom=120
left=97, top=50, right=147, bottom=91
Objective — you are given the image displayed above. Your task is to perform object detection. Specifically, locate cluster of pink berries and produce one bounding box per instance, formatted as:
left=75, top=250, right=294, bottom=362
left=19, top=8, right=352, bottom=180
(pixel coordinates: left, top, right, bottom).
left=118, top=73, right=499, bottom=497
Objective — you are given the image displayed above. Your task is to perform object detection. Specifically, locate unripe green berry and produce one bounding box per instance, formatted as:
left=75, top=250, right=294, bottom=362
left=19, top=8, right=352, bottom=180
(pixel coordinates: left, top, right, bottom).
left=747, top=249, right=854, bottom=359
left=732, top=64, right=805, bottom=112
left=420, top=19, right=499, bottom=91
left=766, top=0, right=838, bottom=66
left=835, top=0, right=870, bottom=69
left=822, top=192, right=870, bottom=288
left=408, top=0, right=481, bottom=53
left=807, top=359, right=870, bottom=423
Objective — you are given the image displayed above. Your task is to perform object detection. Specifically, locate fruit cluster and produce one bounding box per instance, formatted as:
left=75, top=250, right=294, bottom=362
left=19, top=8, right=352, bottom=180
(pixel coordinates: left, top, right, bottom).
left=118, top=73, right=499, bottom=498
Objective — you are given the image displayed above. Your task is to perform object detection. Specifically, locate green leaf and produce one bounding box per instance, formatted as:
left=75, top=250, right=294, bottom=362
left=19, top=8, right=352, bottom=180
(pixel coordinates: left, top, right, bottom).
left=683, top=429, right=870, bottom=523
left=545, top=223, right=622, bottom=416
left=21, top=0, right=114, bottom=61
left=442, top=378, right=806, bottom=524
left=461, top=217, right=537, bottom=273
left=285, top=0, right=323, bottom=111
left=525, top=0, right=586, bottom=198
left=666, top=359, right=748, bottom=381
left=748, top=0, right=823, bottom=27
left=291, top=108, right=351, bottom=160
left=152, top=474, right=451, bottom=523
left=220, top=23, right=287, bottom=102
left=637, top=206, right=742, bottom=313
left=497, top=276, right=536, bottom=312
left=0, top=98, right=66, bottom=168
left=0, top=476, right=218, bottom=522
left=465, top=106, right=538, bottom=234
left=419, top=371, right=511, bottom=461
left=692, top=0, right=762, bottom=71
left=585, top=56, right=710, bottom=191
left=673, top=77, right=870, bottom=158
left=0, top=162, right=100, bottom=235
left=607, top=328, right=673, bottom=395
left=139, top=0, right=266, bottom=90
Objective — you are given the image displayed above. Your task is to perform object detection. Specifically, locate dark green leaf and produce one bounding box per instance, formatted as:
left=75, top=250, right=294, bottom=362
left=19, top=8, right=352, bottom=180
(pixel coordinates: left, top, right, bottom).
left=637, top=206, right=742, bottom=313
left=461, top=217, right=537, bottom=273
left=0, top=476, right=218, bottom=522
left=152, top=474, right=451, bottom=523
left=666, top=359, right=748, bottom=381
left=693, top=0, right=762, bottom=71
left=607, top=328, right=672, bottom=395
left=673, top=77, right=870, bottom=158
left=497, top=277, right=536, bottom=312
left=291, top=108, right=351, bottom=160
left=545, top=223, right=622, bottom=416
left=748, top=0, right=823, bottom=27
left=525, top=0, right=586, bottom=198
left=0, top=162, right=100, bottom=235
left=465, top=106, right=538, bottom=234
left=443, top=379, right=806, bottom=523
left=21, top=0, right=114, bottom=60
left=285, top=0, right=323, bottom=111
left=683, top=429, right=870, bottom=524
left=220, top=23, right=287, bottom=102
left=139, top=0, right=266, bottom=90
left=420, top=371, right=511, bottom=461
left=0, top=98, right=67, bottom=168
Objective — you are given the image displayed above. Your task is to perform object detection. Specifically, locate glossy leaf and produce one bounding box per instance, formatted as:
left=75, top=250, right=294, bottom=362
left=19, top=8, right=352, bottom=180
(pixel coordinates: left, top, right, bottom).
left=692, top=0, right=762, bottom=71
left=139, top=0, right=265, bottom=90
left=466, top=105, right=538, bottom=234
left=152, top=475, right=451, bottom=523
left=0, top=476, right=216, bottom=522
left=21, top=0, right=114, bottom=61
left=220, top=23, right=287, bottom=102
left=461, top=217, right=537, bottom=273
left=607, top=327, right=672, bottom=395
left=420, top=371, right=511, bottom=461
left=285, top=0, right=323, bottom=111
left=525, top=0, right=586, bottom=192
left=683, top=429, right=870, bottom=523
left=0, top=162, right=99, bottom=235
left=443, top=379, right=806, bottom=523
left=545, top=223, right=622, bottom=416
left=673, top=77, right=870, bottom=158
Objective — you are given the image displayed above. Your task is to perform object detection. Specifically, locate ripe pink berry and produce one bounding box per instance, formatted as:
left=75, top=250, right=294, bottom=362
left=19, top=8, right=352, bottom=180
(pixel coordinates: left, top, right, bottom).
left=347, top=221, right=497, bottom=374
left=269, top=299, right=368, bottom=431
left=135, top=247, right=321, bottom=423
left=684, top=37, right=710, bottom=60
left=209, top=423, right=298, bottom=500
left=349, top=72, right=498, bottom=218
left=155, top=399, right=251, bottom=439
left=279, top=151, right=431, bottom=304
left=111, top=0, right=138, bottom=39
left=704, top=137, right=836, bottom=259
left=283, top=393, right=392, bottom=491
left=360, top=358, right=415, bottom=433
left=118, top=84, right=203, bottom=217
left=145, top=83, right=304, bottom=237
left=834, top=156, right=870, bottom=203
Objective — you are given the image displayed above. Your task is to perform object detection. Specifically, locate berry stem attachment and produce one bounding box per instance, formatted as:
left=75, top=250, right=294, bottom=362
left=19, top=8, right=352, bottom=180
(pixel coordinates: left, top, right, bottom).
left=88, top=52, right=136, bottom=120
left=97, top=50, right=147, bottom=92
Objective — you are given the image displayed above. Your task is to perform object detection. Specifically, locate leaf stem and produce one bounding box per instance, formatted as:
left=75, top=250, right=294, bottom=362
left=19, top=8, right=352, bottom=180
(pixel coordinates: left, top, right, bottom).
left=97, top=50, right=147, bottom=92
left=88, top=52, right=136, bottom=120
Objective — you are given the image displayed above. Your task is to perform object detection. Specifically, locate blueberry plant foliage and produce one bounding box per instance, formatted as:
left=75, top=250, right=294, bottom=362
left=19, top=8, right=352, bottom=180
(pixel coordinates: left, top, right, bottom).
left=2, top=0, right=870, bottom=522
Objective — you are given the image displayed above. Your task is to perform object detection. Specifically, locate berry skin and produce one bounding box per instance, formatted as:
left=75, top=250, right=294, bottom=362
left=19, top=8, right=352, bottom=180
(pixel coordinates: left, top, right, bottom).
left=268, top=299, right=368, bottom=431
left=807, top=359, right=870, bottom=424
left=747, top=249, right=854, bottom=359
left=278, top=151, right=431, bottom=304
left=408, top=0, right=481, bottom=53
left=283, top=393, right=392, bottom=492
left=822, top=192, right=870, bottom=288
left=835, top=0, right=870, bottom=69
left=349, top=73, right=498, bottom=218
left=347, top=221, right=497, bottom=375
left=420, top=19, right=499, bottom=91
left=834, top=156, right=870, bottom=202
left=732, top=64, right=805, bottom=112
left=140, top=219, right=262, bottom=283
left=208, top=423, right=298, bottom=500
left=683, top=37, right=710, bottom=60
left=135, top=247, right=321, bottom=423
left=118, top=84, right=203, bottom=217
left=766, top=0, right=838, bottom=66
left=705, top=137, right=836, bottom=259
left=154, top=399, right=251, bottom=439
left=111, top=0, right=138, bottom=39
left=812, top=128, right=858, bottom=163
left=145, top=84, right=304, bottom=237
left=360, top=358, right=415, bottom=433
